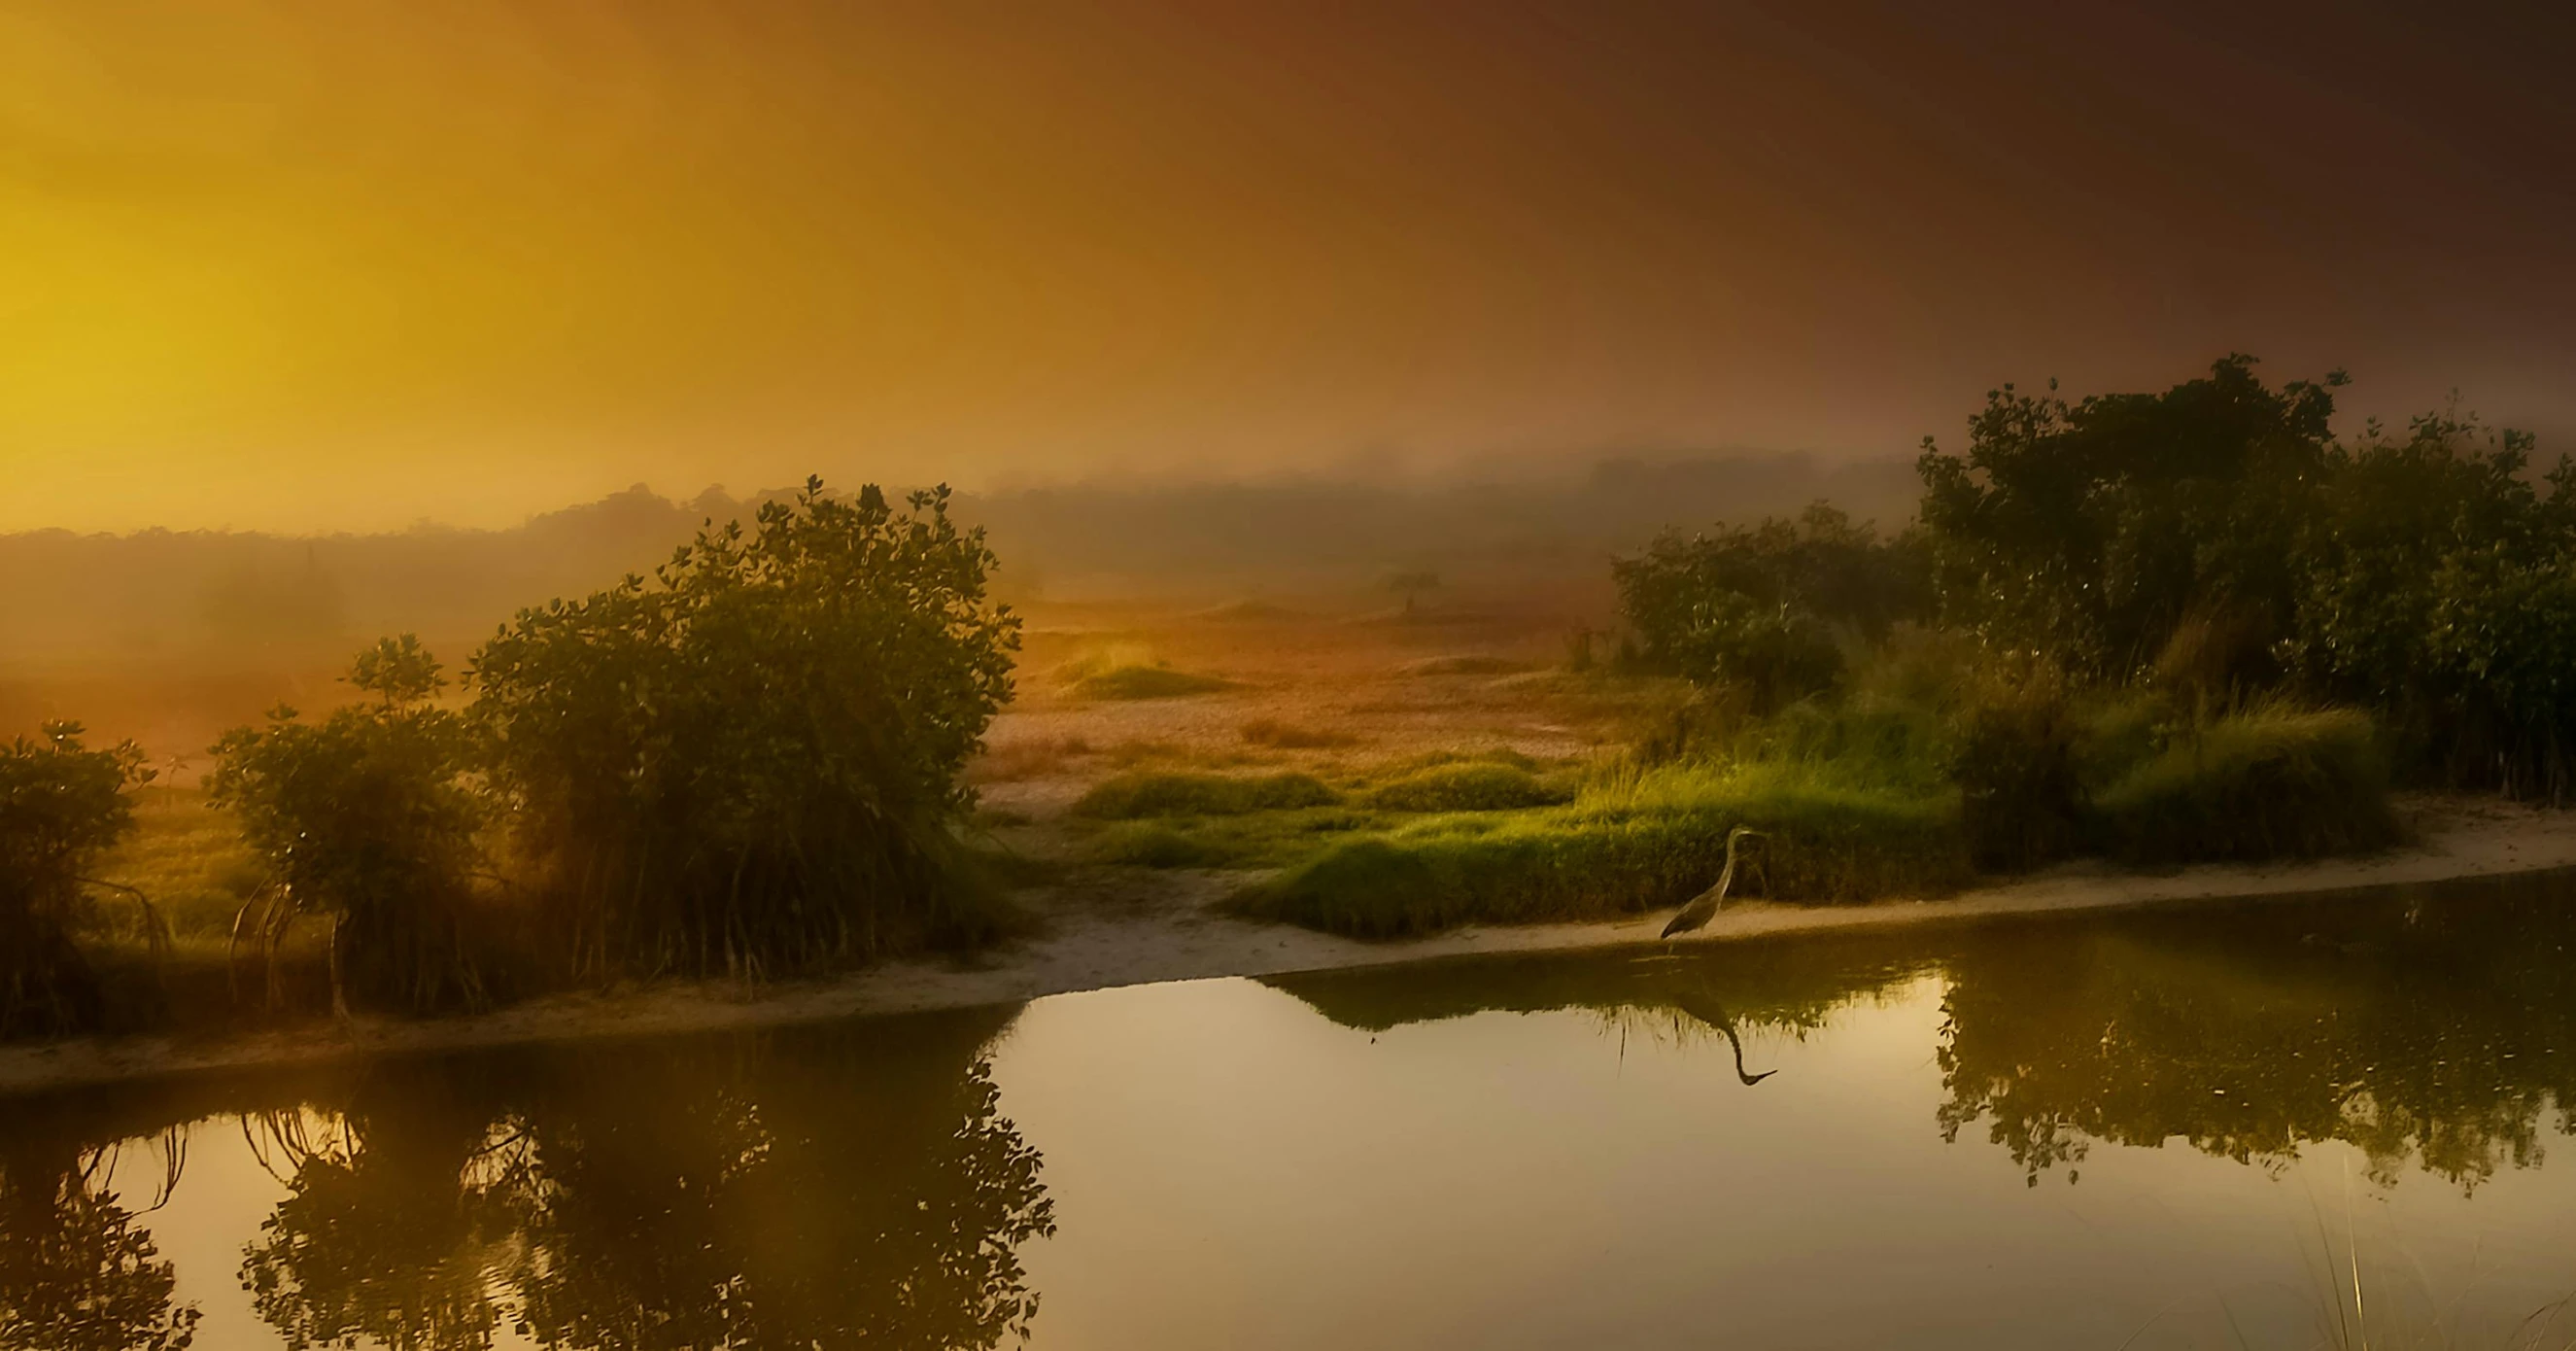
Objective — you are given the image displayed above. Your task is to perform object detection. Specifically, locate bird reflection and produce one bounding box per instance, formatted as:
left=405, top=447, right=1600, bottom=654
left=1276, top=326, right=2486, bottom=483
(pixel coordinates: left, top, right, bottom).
left=1668, top=984, right=1778, bottom=1086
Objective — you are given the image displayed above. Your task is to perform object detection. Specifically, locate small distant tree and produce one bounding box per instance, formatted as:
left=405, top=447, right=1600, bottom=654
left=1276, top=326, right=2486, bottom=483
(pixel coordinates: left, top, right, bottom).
left=209, top=636, right=486, bottom=1015
left=1385, top=570, right=1441, bottom=616
left=1613, top=502, right=1928, bottom=712
left=470, top=478, right=1021, bottom=981
left=0, top=723, right=154, bottom=1039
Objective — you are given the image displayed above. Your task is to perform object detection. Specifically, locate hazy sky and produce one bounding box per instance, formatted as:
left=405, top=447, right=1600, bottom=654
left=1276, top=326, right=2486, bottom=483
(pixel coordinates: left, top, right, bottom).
left=5, top=0, right=2572, bottom=532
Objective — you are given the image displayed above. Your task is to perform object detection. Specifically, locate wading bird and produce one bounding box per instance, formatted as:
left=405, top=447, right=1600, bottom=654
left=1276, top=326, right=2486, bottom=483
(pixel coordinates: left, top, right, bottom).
left=1660, top=826, right=1766, bottom=939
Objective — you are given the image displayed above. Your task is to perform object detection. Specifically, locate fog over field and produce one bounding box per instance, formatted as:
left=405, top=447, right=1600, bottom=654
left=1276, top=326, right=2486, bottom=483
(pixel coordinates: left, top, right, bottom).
left=0, top=452, right=1917, bottom=668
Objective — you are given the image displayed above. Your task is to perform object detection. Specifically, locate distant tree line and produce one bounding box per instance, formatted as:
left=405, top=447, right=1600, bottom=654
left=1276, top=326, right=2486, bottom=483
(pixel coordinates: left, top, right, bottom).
left=0, top=479, right=1019, bottom=1035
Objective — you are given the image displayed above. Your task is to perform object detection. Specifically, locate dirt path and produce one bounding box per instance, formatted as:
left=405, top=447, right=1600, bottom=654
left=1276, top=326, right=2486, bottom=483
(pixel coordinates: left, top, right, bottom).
left=7, top=795, right=2572, bottom=1097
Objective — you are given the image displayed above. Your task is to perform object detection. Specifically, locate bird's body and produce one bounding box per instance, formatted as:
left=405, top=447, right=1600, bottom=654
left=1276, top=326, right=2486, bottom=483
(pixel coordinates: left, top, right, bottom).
left=1660, top=826, right=1765, bottom=939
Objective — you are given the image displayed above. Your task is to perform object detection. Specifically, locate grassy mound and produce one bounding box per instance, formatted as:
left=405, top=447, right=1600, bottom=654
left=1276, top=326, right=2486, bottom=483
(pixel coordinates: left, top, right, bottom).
left=1232, top=762, right=1968, bottom=939
left=1088, top=807, right=1382, bottom=869
left=1069, top=664, right=1237, bottom=700
left=1072, top=771, right=1340, bottom=818
left=1398, top=654, right=1534, bottom=676
left=2092, top=705, right=2401, bottom=863
left=1362, top=761, right=1571, bottom=813
left=1090, top=822, right=1238, bottom=868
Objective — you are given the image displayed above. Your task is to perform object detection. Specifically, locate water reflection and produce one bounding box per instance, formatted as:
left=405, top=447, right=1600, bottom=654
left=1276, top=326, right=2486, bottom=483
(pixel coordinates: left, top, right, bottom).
left=3, top=1007, right=1053, bottom=1351
left=1934, top=879, right=2576, bottom=1189
left=1269, top=870, right=2576, bottom=1190
left=11, top=873, right=2576, bottom=1348
left=0, top=1121, right=197, bottom=1351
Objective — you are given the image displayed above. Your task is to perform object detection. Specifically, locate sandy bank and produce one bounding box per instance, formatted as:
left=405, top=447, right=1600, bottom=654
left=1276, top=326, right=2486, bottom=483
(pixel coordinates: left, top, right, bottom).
left=7, top=795, right=2572, bottom=1096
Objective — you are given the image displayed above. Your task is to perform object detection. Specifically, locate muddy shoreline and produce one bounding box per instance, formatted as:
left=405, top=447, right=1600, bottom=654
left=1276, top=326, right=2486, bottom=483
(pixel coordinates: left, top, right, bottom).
left=6, top=795, right=2571, bottom=1097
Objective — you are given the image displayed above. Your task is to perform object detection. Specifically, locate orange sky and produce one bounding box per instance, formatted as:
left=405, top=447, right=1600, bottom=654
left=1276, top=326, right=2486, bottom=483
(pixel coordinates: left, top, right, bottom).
left=5, top=1, right=2573, bottom=533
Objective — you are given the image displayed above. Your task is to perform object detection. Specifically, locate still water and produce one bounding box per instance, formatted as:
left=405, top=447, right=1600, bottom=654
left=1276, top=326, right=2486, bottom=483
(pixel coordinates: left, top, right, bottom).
left=10, top=874, right=2576, bottom=1350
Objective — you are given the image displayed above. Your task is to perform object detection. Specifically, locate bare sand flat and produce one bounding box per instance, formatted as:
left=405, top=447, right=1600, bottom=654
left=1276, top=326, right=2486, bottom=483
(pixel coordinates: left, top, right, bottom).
left=8, top=794, right=2571, bottom=1097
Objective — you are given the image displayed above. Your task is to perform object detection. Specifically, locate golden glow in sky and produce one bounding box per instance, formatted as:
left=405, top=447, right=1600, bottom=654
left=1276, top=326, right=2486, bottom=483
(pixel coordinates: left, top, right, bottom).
left=4, top=2, right=2572, bottom=532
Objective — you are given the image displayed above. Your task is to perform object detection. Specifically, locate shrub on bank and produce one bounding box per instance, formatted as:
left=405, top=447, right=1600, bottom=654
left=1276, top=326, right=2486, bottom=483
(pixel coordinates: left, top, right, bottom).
left=471, top=480, right=1021, bottom=981
left=211, top=638, right=490, bottom=1015
left=2092, top=704, right=2401, bottom=864
left=0, top=723, right=154, bottom=1038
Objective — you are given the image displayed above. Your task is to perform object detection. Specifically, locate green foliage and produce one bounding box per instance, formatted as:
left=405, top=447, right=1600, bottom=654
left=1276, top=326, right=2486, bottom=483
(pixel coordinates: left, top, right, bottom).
left=1947, top=674, right=2083, bottom=873
left=1070, top=771, right=1338, bottom=818
left=470, top=479, right=1020, bottom=980
left=1918, top=356, right=2343, bottom=677
left=1360, top=761, right=1571, bottom=813
left=0, top=723, right=153, bottom=1038
left=1233, top=760, right=1968, bottom=939
left=2091, top=704, right=2400, bottom=864
left=1087, top=822, right=1236, bottom=868
left=2284, top=411, right=2576, bottom=796
left=208, top=639, right=485, bottom=1014
left=1613, top=502, right=1927, bottom=710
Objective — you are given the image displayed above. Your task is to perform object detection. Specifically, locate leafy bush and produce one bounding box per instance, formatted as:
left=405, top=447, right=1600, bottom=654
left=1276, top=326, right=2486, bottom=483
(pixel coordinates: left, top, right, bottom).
left=2091, top=705, right=2400, bottom=864
left=470, top=480, right=1020, bottom=981
left=0, top=722, right=153, bottom=1038
left=1071, top=772, right=1338, bottom=818
left=1917, top=356, right=2340, bottom=678
left=1613, top=502, right=1927, bottom=710
left=209, top=636, right=487, bottom=1014
left=1361, top=762, right=1570, bottom=813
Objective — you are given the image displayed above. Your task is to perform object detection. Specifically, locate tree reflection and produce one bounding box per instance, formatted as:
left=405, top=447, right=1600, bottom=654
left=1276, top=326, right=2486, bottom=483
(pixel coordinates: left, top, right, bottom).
left=239, top=1069, right=517, bottom=1350
left=0, top=1128, right=199, bottom=1351
left=239, top=1007, right=1053, bottom=1350
left=1934, top=879, right=2576, bottom=1189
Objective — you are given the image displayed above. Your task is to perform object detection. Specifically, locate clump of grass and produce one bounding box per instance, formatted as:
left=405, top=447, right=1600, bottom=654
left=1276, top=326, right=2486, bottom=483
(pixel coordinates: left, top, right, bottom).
left=2092, top=703, right=2401, bottom=863
left=1057, top=646, right=1237, bottom=700
left=1233, top=760, right=1969, bottom=938
left=1240, top=717, right=1360, bottom=749
left=1380, top=746, right=1545, bottom=775
left=1091, top=823, right=1237, bottom=868
left=1398, top=654, right=1533, bottom=677
left=1071, top=771, right=1341, bottom=819
left=1361, top=761, right=1572, bottom=813
left=1092, top=807, right=1385, bottom=869
left=1069, top=665, right=1237, bottom=700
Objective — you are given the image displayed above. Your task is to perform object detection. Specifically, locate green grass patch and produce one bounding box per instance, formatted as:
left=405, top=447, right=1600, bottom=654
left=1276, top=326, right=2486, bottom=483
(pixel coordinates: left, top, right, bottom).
left=1089, top=822, right=1238, bottom=868
left=1088, top=806, right=1385, bottom=869
left=89, top=785, right=265, bottom=940
left=1074, top=665, right=1237, bottom=699
left=2092, top=704, right=2401, bottom=864
left=1232, top=761, right=1969, bottom=938
left=1361, top=761, right=1572, bottom=812
left=1071, top=771, right=1341, bottom=818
